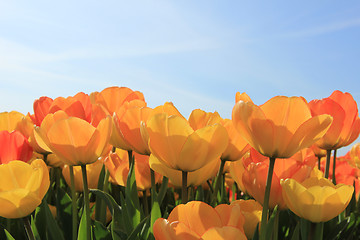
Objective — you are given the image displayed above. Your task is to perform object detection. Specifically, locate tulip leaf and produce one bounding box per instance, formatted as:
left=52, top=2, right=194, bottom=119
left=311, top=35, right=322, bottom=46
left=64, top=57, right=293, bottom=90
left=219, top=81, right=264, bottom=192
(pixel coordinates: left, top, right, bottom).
left=55, top=185, right=73, bottom=240
left=93, top=220, right=111, bottom=240
left=126, top=215, right=150, bottom=240
left=95, top=165, right=106, bottom=222
left=125, top=154, right=143, bottom=230
left=30, top=215, right=41, bottom=240
left=300, top=218, right=310, bottom=240
left=264, top=205, right=278, bottom=240
left=120, top=191, right=133, bottom=235
left=78, top=208, right=93, bottom=240
left=35, top=199, right=65, bottom=240
left=148, top=198, right=162, bottom=240
left=252, top=223, right=260, bottom=240
left=4, top=229, right=15, bottom=240
left=156, top=176, right=169, bottom=205
left=290, top=221, right=300, bottom=240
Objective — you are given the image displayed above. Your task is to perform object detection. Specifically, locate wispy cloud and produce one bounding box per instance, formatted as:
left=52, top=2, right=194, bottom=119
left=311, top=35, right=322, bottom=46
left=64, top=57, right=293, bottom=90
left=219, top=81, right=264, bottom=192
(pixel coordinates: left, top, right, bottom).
left=279, top=18, right=360, bottom=38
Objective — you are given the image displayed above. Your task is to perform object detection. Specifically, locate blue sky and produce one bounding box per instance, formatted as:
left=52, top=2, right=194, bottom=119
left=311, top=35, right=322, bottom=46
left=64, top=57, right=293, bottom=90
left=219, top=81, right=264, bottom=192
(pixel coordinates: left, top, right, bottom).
left=1, top=1, right=360, bottom=155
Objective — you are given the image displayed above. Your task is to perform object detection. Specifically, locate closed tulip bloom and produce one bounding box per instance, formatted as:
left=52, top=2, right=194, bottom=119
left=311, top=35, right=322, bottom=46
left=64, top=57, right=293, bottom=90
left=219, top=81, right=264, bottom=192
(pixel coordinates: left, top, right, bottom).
left=62, top=159, right=103, bottom=191
left=309, top=90, right=360, bottom=150
left=29, top=96, right=53, bottom=126
left=152, top=102, right=186, bottom=119
left=112, top=100, right=153, bottom=154
left=235, top=92, right=253, bottom=103
left=149, top=154, right=220, bottom=187
left=0, top=112, right=34, bottom=140
left=0, top=130, right=33, bottom=164
left=146, top=113, right=228, bottom=172
left=188, top=109, right=222, bottom=130
left=104, top=149, right=161, bottom=190
left=38, top=114, right=111, bottom=165
left=153, top=201, right=247, bottom=240
left=232, top=96, right=333, bottom=158
left=0, top=159, right=50, bottom=218
left=231, top=199, right=262, bottom=239
left=281, top=177, right=354, bottom=222
left=92, top=86, right=145, bottom=115
left=349, top=143, right=360, bottom=168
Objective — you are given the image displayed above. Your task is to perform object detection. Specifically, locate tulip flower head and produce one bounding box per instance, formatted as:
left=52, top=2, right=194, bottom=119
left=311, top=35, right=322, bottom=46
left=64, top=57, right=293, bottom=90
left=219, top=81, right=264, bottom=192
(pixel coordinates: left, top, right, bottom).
left=0, top=159, right=50, bottom=218
left=281, top=177, right=354, bottom=222
left=232, top=95, right=333, bottom=159
left=153, top=201, right=247, bottom=240
left=0, top=130, right=33, bottom=164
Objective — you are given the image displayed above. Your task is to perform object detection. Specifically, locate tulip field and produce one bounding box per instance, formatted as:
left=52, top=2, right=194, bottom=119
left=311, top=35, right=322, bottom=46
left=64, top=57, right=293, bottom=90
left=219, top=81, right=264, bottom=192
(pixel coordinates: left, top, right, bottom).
left=1, top=86, right=360, bottom=240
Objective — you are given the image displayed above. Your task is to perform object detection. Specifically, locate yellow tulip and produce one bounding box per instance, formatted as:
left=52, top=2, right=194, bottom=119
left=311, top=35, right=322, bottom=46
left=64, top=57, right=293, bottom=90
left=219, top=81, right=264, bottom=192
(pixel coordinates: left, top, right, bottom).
left=146, top=113, right=228, bottom=172
left=281, top=177, right=354, bottom=222
left=0, top=159, right=50, bottom=219
left=232, top=96, right=333, bottom=158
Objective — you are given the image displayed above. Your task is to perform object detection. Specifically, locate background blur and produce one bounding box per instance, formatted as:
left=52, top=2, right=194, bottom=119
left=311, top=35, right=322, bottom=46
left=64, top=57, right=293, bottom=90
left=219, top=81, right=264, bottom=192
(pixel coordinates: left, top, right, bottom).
left=1, top=1, right=359, bottom=155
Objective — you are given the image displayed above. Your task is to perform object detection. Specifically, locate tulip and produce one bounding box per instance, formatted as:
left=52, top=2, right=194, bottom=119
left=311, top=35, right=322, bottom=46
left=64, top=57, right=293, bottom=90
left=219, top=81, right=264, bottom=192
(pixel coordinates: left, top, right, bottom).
left=62, top=159, right=104, bottom=191
left=112, top=100, right=153, bottom=154
left=349, top=143, right=360, bottom=169
left=231, top=199, right=262, bottom=239
left=49, top=92, right=93, bottom=123
left=153, top=201, right=247, bottom=240
left=0, top=159, right=50, bottom=218
left=188, top=109, right=222, bottom=130
left=281, top=177, right=354, bottom=222
left=233, top=96, right=333, bottom=159
left=29, top=96, right=53, bottom=126
left=104, top=149, right=161, bottom=190
left=309, top=90, right=360, bottom=150
left=91, top=86, right=145, bottom=115
left=0, top=111, right=33, bottom=138
left=0, top=130, right=33, bottom=164
left=37, top=114, right=111, bottom=166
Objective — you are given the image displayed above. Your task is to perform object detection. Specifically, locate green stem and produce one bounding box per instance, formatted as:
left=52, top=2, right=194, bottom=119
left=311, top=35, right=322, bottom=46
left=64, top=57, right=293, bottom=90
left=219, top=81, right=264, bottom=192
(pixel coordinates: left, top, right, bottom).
left=182, top=171, right=188, bottom=204
left=69, top=166, right=78, bottom=240
left=23, top=217, right=35, bottom=240
left=324, top=150, right=332, bottom=179
left=81, top=165, right=91, bottom=240
left=150, top=168, right=157, bottom=207
left=211, top=159, right=226, bottom=206
left=142, top=190, right=149, bottom=216
left=259, top=157, right=276, bottom=240
left=311, top=222, right=324, bottom=240
left=332, top=149, right=337, bottom=184
left=128, top=150, right=133, bottom=169
left=317, top=156, right=321, bottom=170
left=272, top=210, right=280, bottom=240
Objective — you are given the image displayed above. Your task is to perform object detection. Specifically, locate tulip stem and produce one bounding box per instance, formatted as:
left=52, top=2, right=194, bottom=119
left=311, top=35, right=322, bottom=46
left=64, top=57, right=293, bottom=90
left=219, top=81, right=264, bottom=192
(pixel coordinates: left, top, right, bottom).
left=150, top=168, right=157, bottom=207
left=317, top=156, right=321, bottom=170
left=332, top=149, right=337, bottom=184
left=211, top=159, right=226, bottom=206
left=142, top=190, right=149, bottom=216
left=182, top=171, right=188, bottom=204
left=23, top=217, right=35, bottom=240
left=81, top=165, right=91, bottom=240
left=311, top=222, right=324, bottom=240
left=260, top=157, right=276, bottom=240
left=69, top=166, right=78, bottom=240
left=324, top=150, right=331, bottom=179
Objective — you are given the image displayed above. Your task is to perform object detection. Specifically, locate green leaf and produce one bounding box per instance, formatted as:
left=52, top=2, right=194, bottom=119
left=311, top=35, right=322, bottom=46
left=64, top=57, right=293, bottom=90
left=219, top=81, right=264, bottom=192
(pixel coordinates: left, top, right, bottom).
left=30, top=215, right=41, bottom=240
left=156, top=176, right=169, bottom=205
left=56, top=185, right=73, bottom=240
left=78, top=208, right=93, bottom=240
left=4, top=229, right=15, bottom=240
left=95, top=165, right=106, bottom=222
left=93, top=220, right=111, bottom=240
left=265, top=206, right=278, bottom=240
left=300, top=218, right=310, bottom=240
left=290, top=221, right=300, bottom=240
left=36, top=199, right=65, bottom=240
left=126, top=216, right=150, bottom=240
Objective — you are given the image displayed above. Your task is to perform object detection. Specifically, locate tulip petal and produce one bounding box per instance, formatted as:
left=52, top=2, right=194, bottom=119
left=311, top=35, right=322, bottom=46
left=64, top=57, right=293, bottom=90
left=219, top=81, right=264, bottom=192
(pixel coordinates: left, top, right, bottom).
left=201, top=226, right=247, bottom=240
left=284, top=114, right=333, bottom=158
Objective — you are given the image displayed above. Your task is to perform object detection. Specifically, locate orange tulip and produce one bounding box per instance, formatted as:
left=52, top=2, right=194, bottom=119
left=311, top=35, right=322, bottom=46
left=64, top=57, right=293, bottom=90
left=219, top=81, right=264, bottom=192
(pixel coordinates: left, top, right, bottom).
left=153, top=201, right=247, bottom=240
left=0, top=130, right=33, bottom=164
left=36, top=113, right=111, bottom=165
left=188, top=109, right=222, bottom=130
left=149, top=153, right=219, bottom=187
left=231, top=199, right=262, bottom=239
left=241, top=148, right=317, bottom=209
left=146, top=113, right=228, bottom=172
left=232, top=95, right=333, bottom=158
left=0, top=159, right=50, bottom=218
left=152, top=102, right=186, bottom=119
left=29, top=96, right=53, bottom=126
left=91, top=86, right=145, bottom=115
left=235, top=92, right=253, bottom=103
left=112, top=100, right=153, bottom=154
left=309, top=90, right=360, bottom=150
left=49, top=92, right=93, bottom=123
left=62, top=159, right=104, bottom=191
left=0, top=111, right=33, bottom=138
left=104, top=149, right=161, bottom=190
